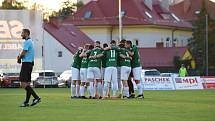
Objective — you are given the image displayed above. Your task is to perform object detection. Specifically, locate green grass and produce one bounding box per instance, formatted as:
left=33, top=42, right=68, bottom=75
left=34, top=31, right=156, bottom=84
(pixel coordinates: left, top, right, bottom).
left=0, top=88, right=215, bottom=121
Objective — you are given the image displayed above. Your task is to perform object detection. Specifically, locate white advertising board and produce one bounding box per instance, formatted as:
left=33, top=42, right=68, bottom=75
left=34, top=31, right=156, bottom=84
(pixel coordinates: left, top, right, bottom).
left=174, top=77, right=203, bottom=90
left=142, top=77, right=175, bottom=90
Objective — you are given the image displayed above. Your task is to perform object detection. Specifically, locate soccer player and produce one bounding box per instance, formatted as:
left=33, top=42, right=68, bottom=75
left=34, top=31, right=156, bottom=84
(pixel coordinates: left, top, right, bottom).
left=117, top=40, right=126, bottom=98
left=101, top=43, right=109, bottom=96
left=18, top=29, right=41, bottom=107
left=86, top=41, right=103, bottom=99
left=71, top=47, right=82, bottom=98
left=79, top=44, right=91, bottom=99
left=119, top=43, right=132, bottom=98
left=102, top=40, right=119, bottom=98
left=125, top=41, right=144, bottom=99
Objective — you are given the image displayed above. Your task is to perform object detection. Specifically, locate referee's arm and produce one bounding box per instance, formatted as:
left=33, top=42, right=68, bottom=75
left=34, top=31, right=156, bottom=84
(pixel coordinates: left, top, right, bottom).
left=18, top=50, right=27, bottom=60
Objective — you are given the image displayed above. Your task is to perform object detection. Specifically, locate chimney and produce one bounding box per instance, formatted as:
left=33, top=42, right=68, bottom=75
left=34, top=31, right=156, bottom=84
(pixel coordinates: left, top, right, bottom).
left=184, top=0, right=191, bottom=13
left=144, top=0, right=153, bottom=10
left=160, top=0, right=169, bottom=10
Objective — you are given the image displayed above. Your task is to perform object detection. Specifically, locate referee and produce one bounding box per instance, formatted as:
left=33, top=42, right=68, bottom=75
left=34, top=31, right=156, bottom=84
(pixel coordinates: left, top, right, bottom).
left=18, top=29, right=41, bottom=107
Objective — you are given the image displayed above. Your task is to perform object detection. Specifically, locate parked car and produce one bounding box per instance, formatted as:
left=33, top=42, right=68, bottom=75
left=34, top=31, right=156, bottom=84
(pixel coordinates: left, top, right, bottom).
left=58, top=70, right=71, bottom=87
left=0, top=73, right=20, bottom=88
left=161, top=73, right=179, bottom=77
left=32, top=70, right=58, bottom=88
left=141, top=69, right=161, bottom=77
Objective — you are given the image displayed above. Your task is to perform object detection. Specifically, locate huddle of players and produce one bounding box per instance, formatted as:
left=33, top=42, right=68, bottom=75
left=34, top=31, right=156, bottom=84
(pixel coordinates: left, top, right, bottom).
left=71, top=40, right=144, bottom=99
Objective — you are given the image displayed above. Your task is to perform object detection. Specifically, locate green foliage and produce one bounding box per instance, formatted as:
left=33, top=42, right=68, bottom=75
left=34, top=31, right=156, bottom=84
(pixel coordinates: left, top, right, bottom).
left=173, top=56, right=181, bottom=71
left=1, top=0, right=25, bottom=9
left=73, top=1, right=84, bottom=10
left=188, top=0, right=215, bottom=74
left=49, top=0, right=75, bottom=19
left=173, top=56, right=192, bottom=72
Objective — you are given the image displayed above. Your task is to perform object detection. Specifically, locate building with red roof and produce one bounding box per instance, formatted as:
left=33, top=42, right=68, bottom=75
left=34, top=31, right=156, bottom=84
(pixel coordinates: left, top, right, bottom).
left=43, top=20, right=93, bottom=73
left=63, top=0, right=192, bottom=48
left=170, top=0, right=215, bottom=21
left=44, top=0, right=196, bottom=72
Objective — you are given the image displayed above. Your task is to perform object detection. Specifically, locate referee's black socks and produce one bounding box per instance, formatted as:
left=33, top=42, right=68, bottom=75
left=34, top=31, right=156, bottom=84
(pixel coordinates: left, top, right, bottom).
left=25, top=86, right=39, bottom=100
left=24, top=86, right=31, bottom=104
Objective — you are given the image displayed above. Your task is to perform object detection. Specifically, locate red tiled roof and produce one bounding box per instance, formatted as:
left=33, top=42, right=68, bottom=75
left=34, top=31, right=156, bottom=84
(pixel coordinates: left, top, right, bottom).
left=170, top=0, right=215, bottom=21
left=44, top=20, right=93, bottom=54
left=63, top=0, right=192, bottom=28
left=139, top=47, right=187, bottom=67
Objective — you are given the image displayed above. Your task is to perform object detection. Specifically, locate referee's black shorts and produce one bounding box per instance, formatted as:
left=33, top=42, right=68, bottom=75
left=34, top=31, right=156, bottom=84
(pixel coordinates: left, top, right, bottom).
left=19, top=62, right=34, bottom=82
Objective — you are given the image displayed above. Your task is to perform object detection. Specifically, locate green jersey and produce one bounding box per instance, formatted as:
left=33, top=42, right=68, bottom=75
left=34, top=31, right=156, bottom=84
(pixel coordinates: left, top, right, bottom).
left=110, top=45, right=121, bottom=67
left=119, top=48, right=131, bottom=67
left=103, top=48, right=118, bottom=67
left=72, top=50, right=82, bottom=69
left=87, top=48, right=103, bottom=68
left=80, top=57, right=88, bottom=68
left=131, top=45, right=141, bottom=68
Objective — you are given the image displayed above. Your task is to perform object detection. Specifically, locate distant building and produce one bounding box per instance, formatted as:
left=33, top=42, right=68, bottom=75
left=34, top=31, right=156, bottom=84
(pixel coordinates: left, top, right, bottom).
left=45, top=0, right=196, bottom=72
left=64, top=0, right=193, bottom=48
left=170, top=0, right=215, bottom=21
left=44, top=19, right=93, bottom=73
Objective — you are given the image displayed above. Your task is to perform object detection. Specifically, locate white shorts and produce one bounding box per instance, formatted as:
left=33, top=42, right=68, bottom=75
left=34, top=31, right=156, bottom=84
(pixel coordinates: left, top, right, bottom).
left=120, top=66, right=131, bottom=81
left=80, top=68, right=88, bottom=82
left=104, top=67, right=117, bottom=83
left=87, top=67, right=101, bottom=80
left=132, top=67, right=142, bottom=81
left=71, top=67, right=80, bottom=81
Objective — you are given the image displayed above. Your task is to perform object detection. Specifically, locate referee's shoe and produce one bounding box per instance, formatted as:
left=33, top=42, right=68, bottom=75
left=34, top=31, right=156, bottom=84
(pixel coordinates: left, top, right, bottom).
left=30, top=97, right=41, bottom=106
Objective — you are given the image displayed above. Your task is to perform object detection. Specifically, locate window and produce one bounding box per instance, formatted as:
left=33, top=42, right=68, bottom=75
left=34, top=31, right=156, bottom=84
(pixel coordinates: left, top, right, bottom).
left=121, top=10, right=126, bottom=17
left=132, top=39, right=139, bottom=46
left=83, top=11, right=92, bottom=19
left=145, top=11, right=152, bottom=18
left=166, top=37, right=170, bottom=47
left=171, top=13, right=180, bottom=21
left=58, top=51, right=63, bottom=57
left=195, top=11, right=200, bottom=14
left=173, top=38, right=177, bottom=47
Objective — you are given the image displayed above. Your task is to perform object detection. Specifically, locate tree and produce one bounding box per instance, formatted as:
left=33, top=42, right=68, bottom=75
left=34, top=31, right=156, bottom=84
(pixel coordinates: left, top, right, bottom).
left=49, top=0, right=75, bottom=19
left=73, top=1, right=84, bottom=10
left=188, top=0, right=215, bottom=75
left=1, top=0, right=25, bottom=9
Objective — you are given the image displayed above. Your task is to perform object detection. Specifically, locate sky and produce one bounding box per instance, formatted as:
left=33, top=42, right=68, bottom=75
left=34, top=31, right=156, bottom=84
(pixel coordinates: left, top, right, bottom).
left=0, top=0, right=77, bottom=11
left=0, top=0, right=215, bottom=11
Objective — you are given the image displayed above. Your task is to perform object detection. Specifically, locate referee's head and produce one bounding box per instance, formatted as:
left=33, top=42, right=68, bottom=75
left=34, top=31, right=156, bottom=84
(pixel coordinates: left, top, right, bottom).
left=21, top=29, right=30, bottom=39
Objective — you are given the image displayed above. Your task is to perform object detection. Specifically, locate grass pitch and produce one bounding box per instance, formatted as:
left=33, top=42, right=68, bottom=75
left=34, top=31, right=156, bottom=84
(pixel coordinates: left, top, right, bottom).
left=0, top=88, right=214, bottom=121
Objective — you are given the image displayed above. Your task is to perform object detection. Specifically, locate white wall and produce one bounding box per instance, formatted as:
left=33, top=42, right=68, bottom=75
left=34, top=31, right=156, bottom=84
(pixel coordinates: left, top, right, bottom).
left=79, top=26, right=192, bottom=48
left=44, top=31, right=73, bottom=73
left=79, top=26, right=112, bottom=44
